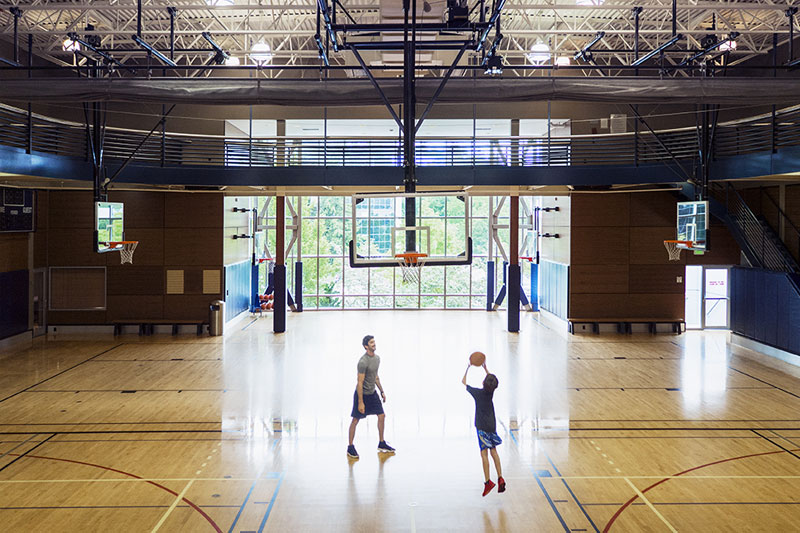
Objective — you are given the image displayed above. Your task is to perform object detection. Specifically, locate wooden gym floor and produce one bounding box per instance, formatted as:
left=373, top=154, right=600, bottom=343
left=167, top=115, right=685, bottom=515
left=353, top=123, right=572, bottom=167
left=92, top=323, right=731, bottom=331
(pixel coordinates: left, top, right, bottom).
left=1, top=311, right=800, bottom=532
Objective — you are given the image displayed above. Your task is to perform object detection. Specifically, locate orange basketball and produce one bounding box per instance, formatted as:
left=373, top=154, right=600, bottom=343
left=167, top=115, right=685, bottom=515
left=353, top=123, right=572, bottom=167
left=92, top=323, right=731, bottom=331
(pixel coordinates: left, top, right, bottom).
left=469, top=351, right=486, bottom=366
left=267, top=294, right=274, bottom=300
left=260, top=302, right=267, bottom=310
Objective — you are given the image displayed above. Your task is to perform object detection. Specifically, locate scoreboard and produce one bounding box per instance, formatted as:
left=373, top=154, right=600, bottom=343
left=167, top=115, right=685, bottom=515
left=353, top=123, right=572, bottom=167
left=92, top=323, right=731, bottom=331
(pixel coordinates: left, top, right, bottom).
left=0, top=187, right=36, bottom=233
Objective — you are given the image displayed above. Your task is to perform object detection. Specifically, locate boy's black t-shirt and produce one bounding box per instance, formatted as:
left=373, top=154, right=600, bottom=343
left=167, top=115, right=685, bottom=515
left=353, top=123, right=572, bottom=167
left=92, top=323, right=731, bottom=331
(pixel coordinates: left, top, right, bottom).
left=466, top=385, right=496, bottom=433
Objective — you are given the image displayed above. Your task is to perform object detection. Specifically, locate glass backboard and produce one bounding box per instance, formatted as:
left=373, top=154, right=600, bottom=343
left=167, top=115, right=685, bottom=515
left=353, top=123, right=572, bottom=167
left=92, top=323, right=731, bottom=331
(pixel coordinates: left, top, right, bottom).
left=95, top=201, right=124, bottom=252
left=677, top=200, right=708, bottom=251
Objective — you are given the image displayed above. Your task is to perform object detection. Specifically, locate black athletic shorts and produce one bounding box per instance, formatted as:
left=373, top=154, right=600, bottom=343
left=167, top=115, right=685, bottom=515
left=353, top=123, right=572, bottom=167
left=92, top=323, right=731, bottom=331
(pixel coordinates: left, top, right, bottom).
left=351, top=390, right=384, bottom=419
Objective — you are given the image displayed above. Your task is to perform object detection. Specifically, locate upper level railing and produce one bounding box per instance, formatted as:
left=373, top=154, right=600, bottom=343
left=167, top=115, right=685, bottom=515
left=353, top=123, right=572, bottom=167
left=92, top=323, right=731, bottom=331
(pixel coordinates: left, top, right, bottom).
left=1, top=103, right=799, bottom=169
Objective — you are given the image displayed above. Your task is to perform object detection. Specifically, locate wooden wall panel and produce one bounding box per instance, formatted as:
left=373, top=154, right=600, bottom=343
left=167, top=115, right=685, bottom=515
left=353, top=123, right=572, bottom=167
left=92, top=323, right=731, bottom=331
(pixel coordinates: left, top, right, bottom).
left=786, top=185, right=800, bottom=261
left=109, top=191, right=165, bottom=229
left=629, top=264, right=685, bottom=294
left=629, top=192, right=676, bottom=227
left=571, top=193, right=629, bottom=227
left=106, top=295, right=164, bottom=321
left=34, top=191, right=48, bottom=269
left=48, top=229, right=105, bottom=266
left=0, top=234, right=28, bottom=272
left=164, top=228, right=223, bottom=266
left=571, top=265, right=628, bottom=294
left=629, top=227, right=679, bottom=265
left=164, top=295, right=218, bottom=320
left=571, top=227, right=629, bottom=265
left=165, top=193, right=223, bottom=228
left=107, top=266, right=164, bottom=295
left=570, top=293, right=684, bottom=319
left=184, top=268, right=203, bottom=294
left=47, top=310, right=106, bottom=324
left=48, top=191, right=94, bottom=229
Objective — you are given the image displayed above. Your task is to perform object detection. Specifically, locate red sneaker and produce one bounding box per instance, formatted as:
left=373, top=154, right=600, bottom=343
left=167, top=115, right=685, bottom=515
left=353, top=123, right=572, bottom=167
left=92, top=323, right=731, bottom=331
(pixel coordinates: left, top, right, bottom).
left=482, top=480, right=496, bottom=497
left=498, top=476, right=506, bottom=493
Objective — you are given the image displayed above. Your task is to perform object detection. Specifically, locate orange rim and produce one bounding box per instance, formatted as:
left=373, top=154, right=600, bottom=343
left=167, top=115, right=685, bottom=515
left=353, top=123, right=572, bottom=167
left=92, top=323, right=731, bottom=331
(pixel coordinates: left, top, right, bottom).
left=395, top=252, right=428, bottom=264
left=100, top=241, right=138, bottom=247
left=663, top=240, right=694, bottom=247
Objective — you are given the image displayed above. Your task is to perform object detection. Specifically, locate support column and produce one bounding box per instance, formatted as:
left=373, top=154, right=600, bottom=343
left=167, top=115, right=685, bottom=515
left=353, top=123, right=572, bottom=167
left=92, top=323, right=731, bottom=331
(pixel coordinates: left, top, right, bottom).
left=274, top=196, right=286, bottom=333
left=508, top=195, right=520, bottom=332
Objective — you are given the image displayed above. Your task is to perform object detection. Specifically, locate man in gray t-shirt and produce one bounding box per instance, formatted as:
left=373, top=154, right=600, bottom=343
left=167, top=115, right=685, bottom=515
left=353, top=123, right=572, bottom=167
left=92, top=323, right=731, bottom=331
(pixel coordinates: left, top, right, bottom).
left=347, top=335, right=395, bottom=459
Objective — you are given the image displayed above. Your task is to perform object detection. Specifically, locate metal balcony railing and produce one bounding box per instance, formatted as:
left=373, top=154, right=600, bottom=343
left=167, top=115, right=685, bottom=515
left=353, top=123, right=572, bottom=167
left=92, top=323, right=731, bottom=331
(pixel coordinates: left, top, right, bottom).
left=1, top=102, right=800, bottom=169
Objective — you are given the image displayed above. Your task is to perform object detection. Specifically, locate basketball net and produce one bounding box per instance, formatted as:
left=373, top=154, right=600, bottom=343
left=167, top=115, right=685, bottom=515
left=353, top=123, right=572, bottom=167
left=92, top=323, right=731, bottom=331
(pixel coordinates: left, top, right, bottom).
left=118, top=242, right=138, bottom=264
left=663, top=240, right=683, bottom=261
left=396, top=253, right=426, bottom=284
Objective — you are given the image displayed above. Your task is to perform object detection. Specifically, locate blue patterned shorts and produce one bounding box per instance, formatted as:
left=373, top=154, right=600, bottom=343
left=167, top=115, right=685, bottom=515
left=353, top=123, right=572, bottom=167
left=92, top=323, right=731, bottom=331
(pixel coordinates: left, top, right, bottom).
left=477, top=429, right=502, bottom=450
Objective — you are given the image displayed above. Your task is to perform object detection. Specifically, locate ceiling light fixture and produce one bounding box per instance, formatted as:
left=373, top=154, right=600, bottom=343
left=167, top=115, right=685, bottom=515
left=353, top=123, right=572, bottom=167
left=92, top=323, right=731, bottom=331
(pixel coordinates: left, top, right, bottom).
left=250, top=42, right=273, bottom=65
left=526, top=42, right=551, bottom=65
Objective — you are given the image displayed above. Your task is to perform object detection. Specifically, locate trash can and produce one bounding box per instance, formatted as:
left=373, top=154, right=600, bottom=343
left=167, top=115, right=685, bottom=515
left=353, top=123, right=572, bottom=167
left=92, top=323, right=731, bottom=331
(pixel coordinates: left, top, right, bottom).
left=209, top=300, right=225, bottom=336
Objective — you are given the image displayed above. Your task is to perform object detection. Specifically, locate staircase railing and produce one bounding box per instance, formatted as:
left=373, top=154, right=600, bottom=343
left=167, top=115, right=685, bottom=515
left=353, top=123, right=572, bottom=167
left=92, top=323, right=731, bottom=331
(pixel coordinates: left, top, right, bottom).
left=760, top=188, right=800, bottom=265
left=723, top=183, right=800, bottom=273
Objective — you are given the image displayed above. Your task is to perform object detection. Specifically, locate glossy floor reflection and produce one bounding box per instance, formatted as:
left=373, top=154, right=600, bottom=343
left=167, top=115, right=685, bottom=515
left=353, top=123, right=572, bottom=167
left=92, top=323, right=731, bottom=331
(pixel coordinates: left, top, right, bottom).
left=1, top=311, right=800, bottom=531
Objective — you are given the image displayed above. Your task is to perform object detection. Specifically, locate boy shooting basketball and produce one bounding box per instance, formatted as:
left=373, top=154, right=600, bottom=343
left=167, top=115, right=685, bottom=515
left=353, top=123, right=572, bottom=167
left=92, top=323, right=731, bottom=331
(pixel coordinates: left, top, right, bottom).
left=463, top=359, right=505, bottom=496
left=347, top=335, right=395, bottom=459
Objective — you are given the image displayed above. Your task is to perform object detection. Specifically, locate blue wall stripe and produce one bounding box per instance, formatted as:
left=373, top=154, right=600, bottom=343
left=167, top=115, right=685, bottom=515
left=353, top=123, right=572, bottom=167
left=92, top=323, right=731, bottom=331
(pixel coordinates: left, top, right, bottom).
left=731, top=267, right=800, bottom=357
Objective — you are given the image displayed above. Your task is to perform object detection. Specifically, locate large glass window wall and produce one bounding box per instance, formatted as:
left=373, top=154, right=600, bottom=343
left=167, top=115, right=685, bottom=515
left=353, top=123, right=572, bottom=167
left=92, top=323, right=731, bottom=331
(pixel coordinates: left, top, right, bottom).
left=258, top=196, right=535, bottom=310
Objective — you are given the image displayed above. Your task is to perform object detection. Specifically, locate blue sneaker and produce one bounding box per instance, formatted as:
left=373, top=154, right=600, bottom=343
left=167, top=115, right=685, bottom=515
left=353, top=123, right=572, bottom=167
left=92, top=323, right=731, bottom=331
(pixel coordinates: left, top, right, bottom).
left=347, top=444, right=359, bottom=458
left=378, top=441, right=395, bottom=453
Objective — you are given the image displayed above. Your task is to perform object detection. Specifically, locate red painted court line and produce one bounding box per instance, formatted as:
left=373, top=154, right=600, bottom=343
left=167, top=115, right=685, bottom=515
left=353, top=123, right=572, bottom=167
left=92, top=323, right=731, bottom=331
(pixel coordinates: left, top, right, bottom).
left=603, top=447, right=800, bottom=532
left=7, top=453, right=222, bottom=532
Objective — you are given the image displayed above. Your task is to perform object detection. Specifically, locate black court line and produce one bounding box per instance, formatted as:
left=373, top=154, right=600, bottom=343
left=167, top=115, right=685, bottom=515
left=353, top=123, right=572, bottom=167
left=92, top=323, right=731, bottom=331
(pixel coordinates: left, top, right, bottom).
left=0, top=430, right=225, bottom=436
left=769, top=430, right=800, bottom=450
left=0, top=434, right=55, bottom=473
left=0, top=421, right=218, bottom=425
left=0, top=434, right=40, bottom=463
left=568, top=387, right=770, bottom=390
left=570, top=358, right=682, bottom=361
left=728, top=367, right=800, bottom=400
left=241, top=319, right=259, bottom=331
left=0, top=344, right=124, bottom=404
left=0, top=505, right=240, bottom=510
left=752, top=430, right=800, bottom=462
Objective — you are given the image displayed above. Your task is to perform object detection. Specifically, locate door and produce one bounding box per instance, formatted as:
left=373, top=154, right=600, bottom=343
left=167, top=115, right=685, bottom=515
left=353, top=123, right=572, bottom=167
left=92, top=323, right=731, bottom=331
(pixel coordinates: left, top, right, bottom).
left=703, top=267, right=730, bottom=329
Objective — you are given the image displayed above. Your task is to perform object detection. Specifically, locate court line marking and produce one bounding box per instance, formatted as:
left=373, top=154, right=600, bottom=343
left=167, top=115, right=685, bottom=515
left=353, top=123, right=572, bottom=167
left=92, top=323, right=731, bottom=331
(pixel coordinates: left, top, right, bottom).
left=228, top=438, right=281, bottom=533
left=2, top=452, right=222, bottom=532
left=4, top=473, right=800, bottom=485
left=257, top=471, right=285, bottom=533
left=0, top=343, right=124, bottom=404
left=603, top=447, right=800, bottom=532
left=0, top=435, right=55, bottom=473
left=623, top=478, right=677, bottom=533
left=728, top=367, right=800, bottom=400
left=506, top=427, right=570, bottom=532
left=151, top=479, right=195, bottom=533
left=540, top=446, right=600, bottom=533
left=0, top=434, right=39, bottom=463
left=752, top=430, right=800, bottom=462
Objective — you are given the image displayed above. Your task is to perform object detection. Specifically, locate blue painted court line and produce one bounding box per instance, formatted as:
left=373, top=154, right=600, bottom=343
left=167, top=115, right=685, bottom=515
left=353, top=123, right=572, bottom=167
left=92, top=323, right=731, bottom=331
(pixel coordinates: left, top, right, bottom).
left=257, top=472, right=285, bottom=533
left=542, top=450, right=600, bottom=533
left=504, top=423, right=569, bottom=532
left=227, top=439, right=281, bottom=533
left=532, top=468, right=571, bottom=533
left=241, top=319, right=258, bottom=331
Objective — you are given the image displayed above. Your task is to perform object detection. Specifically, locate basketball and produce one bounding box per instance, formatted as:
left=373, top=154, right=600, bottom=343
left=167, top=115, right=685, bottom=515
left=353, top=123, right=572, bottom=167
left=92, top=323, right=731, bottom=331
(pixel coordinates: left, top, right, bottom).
left=469, top=351, right=486, bottom=366
left=260, top=302, right=267, bottom=310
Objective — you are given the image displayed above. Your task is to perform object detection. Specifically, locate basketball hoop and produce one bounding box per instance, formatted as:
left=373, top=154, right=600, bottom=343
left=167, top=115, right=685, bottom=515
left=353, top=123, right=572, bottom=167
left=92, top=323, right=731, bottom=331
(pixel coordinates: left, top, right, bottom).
left=663, top=240, right=692, bottom=261
left=101, top=241, right=139, bottom=264
left=395, top=252, right=427, bottom=284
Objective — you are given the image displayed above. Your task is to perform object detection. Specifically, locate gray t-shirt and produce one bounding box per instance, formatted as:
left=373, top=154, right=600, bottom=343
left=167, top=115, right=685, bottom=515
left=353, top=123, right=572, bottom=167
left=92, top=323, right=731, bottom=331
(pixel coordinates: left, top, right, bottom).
left=357, top=352, right=381, bottom=395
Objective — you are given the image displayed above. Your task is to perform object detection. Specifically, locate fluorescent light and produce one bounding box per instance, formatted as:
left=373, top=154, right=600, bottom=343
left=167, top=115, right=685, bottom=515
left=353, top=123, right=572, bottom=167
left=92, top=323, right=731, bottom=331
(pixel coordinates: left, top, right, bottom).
left=555, top=56, right=571, bottom=67
left=719, top=39, right=737, bottom=52
left=206, top=0, right=235, bottom=5
left=224, top=56, right=240, bottom=66
left=526, top=42, right=551, bottom=65
left=250, top=42, right=273, bottom=65
left=62, top=38, right=81, bottom=52
left=576, top=0, right=604, bottom=5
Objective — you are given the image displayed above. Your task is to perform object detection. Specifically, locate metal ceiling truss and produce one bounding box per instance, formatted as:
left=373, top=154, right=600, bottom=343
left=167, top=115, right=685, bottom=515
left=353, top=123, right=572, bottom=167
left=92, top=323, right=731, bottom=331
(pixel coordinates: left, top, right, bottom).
left=1, top=0, right=800, bottom=78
